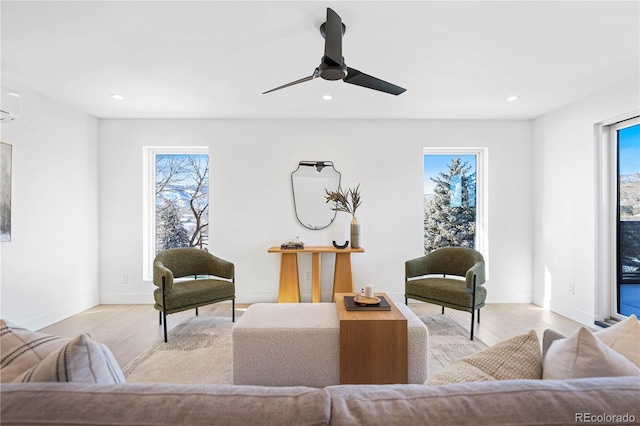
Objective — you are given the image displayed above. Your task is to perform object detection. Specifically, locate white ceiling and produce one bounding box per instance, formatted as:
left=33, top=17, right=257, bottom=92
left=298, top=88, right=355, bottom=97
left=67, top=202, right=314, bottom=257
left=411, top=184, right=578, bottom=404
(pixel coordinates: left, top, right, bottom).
left=1, top=1, right=639, bottom=120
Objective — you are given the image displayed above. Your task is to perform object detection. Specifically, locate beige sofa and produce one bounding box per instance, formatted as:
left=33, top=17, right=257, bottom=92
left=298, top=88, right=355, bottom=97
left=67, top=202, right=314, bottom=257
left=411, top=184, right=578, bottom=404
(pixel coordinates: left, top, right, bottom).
left=2, top=377, right=639, bottom=425
left=2, top=316, right=639, bottom=425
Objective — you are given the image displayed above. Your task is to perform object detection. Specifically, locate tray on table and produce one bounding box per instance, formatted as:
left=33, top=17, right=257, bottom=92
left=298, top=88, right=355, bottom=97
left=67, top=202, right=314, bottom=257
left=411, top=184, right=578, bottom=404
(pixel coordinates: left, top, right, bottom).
left=344, top=295, right=392, bottom=311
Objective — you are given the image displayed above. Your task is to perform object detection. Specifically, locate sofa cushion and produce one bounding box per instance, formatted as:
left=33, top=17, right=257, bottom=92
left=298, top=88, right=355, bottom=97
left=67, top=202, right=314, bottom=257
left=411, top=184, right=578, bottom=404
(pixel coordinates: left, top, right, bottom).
left=426, top=330, right=541, bottom=385
left=0, top=382, right=331, bottom=426
left=0, top=319, right=70, bottom=382
left=543, top=327, right=640, bottom=379
left=12, top=334, right=126, bottom=384
left=595, top=314, right=640, bottom=366
left=327, top=377, right=640, bottom=426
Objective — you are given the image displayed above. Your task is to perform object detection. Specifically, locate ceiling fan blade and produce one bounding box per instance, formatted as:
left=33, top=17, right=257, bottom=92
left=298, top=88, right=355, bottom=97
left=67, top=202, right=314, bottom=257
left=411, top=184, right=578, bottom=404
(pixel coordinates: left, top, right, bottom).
left=324, top=8, right=343, bottom=65
left=262, top=73, right=318, bottom=94
left=344, top=67, right=406, bottom=95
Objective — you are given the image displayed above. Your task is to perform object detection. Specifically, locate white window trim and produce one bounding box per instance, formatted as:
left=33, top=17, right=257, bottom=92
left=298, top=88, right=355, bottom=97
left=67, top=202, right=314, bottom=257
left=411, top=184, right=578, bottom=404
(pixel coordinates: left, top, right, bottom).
left=423, top=147, right=489, bottom=277
left=142, top=146, right=209, bottom=281
left=595, top=113, right=640, bottom=321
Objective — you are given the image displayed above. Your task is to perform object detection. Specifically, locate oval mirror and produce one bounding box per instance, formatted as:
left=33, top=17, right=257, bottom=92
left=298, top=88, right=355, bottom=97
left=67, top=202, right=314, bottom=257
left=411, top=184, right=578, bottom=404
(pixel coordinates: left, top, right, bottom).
left=291, top=161, right=341, bottom=230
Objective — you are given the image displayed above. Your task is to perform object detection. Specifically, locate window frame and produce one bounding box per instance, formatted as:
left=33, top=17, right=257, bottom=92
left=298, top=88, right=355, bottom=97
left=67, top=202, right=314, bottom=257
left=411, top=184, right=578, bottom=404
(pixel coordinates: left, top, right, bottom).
left=423, top=147, right=489, bottom=273
left=595, top=113, right=639, bottom=322
left=142, top=146, right=209, bottom=281
left=612, top=117, right=640, bottom=317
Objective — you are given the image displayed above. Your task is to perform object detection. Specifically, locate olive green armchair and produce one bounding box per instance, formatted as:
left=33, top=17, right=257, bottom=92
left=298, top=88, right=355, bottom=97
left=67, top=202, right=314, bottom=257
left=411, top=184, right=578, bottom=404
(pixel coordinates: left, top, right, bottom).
left=153, top=248, right=235, bottom=342
left=405, top=247, right=486, bottom=340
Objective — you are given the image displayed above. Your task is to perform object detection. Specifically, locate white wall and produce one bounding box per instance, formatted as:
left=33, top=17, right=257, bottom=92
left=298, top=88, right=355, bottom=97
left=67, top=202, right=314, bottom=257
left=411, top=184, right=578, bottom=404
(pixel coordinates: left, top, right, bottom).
left=99, top=119, right=532, bottom=306
left=0, top=81, right=100, bottom=330
left=532, top=74, right=640, bottom=326
left=2, top=73, right=636, bottom=330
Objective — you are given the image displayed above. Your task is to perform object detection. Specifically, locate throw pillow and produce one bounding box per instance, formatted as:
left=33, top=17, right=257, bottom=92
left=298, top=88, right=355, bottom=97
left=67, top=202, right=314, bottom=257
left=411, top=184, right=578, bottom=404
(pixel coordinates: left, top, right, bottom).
left=12, top=333, right=126, bottom=384
left=542, top=327, right=640, bottom=380
left=0, top=319, right=70, bottom=382
left=426, top=329, right=542, bottom=385
left=595, top=314, right=640, bottom=367
left=542, top=328, right=565, bottom=358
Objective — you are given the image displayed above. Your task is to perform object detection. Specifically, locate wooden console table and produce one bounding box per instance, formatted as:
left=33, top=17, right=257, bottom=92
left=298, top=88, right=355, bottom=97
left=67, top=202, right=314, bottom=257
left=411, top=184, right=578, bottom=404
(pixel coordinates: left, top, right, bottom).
left=335, top=292, right=408, bottom=384
left=267, top=246, right=365, bottom=303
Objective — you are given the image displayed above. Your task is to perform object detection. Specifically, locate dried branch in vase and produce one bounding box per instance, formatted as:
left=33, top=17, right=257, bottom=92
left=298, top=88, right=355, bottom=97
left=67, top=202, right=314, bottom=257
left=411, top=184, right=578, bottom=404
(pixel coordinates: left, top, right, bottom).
left=325, top=184, right=362, bottom=218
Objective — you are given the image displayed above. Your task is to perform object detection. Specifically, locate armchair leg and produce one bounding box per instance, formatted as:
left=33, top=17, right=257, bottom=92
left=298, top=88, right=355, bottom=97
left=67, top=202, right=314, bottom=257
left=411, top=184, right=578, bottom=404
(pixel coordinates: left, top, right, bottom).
left=232, top=299, right=235, bottom=322
left=470, top=309, right=475, bottom=341
left=163, top=311, right=168, bottom=343
left=470, top=274, right=477, bottom=341
left=441, top=306, right=445, bottom=315
left=159, top=310, right=162, bottom=325
left=196, top=307, right=199, bottom=316
left=162, top=277, right=168, bottom=343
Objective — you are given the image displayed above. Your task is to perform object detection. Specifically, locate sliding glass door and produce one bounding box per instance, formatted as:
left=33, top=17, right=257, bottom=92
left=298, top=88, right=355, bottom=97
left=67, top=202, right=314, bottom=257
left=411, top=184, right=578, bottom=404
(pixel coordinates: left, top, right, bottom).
left=616, top=119, right=640, bottom=317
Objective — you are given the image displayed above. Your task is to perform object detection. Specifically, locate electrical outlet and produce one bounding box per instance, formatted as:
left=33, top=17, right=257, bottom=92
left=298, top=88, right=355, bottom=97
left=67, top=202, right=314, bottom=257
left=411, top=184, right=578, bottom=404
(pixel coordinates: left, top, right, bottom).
left=122, top=274, right=129, bottom=284
left=304, top=272, right=312, bottom=282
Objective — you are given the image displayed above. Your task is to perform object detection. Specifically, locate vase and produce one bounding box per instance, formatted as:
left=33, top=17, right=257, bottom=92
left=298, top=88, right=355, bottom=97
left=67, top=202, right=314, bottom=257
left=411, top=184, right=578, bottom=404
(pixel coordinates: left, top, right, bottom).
left=350, top=217, right=361, bottom=249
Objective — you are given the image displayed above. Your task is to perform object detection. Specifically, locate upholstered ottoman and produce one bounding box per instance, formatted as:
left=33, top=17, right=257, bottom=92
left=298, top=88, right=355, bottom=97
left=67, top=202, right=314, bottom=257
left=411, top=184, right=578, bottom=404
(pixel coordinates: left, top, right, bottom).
left=396, top=302, right=430, bottom=384
left=232, top=302, right=428, bottom=387
left=232, top=303, right=340, bottom=387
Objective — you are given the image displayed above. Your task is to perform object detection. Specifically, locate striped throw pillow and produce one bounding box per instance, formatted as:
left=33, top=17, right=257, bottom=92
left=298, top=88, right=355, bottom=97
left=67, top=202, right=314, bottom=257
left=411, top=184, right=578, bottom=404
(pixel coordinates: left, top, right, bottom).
left=1, top=319, right=70, bottom=382
left=12, top=333, right=126, bottom=383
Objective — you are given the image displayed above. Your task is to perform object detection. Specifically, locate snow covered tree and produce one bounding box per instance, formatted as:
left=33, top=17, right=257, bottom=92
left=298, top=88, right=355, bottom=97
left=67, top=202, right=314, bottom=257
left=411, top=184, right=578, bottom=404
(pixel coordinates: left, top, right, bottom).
left=424, top=157, right=476, bottom=253
left=183, top=156, right=209, bottom=249
left=155, top=154, right=209, bottom=252
left=157, top=201, right=190, bottom=251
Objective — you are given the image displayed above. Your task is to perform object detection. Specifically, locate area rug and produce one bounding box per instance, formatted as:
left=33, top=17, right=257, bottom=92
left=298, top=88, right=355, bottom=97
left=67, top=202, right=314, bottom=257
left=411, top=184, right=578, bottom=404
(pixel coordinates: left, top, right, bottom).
left=123, top=314, right=487, bottom=384
left=422, top=315, right=488, bottom=377
left=123, top=317, right=234, bottom=384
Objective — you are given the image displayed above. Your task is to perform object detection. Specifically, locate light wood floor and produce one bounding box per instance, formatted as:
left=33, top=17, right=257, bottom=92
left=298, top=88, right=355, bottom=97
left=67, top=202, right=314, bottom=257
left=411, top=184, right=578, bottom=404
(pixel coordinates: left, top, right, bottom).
left=38, top=302, right=586, bottom=368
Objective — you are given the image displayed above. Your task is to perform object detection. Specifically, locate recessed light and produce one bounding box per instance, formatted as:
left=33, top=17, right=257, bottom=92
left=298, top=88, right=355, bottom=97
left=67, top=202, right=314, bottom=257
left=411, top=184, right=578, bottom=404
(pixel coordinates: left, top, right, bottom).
left=506, top=96, right=519, bottom=102
left=111, top=94, right=124, bottom=100
left=7, top=92, right=20, bottom=98
left=322, top=94, right=333, bottom=101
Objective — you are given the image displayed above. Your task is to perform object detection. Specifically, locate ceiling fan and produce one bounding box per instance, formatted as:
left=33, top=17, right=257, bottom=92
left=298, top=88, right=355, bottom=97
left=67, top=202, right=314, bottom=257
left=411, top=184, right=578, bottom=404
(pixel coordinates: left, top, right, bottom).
left=263, top=8, right=406, bottom=96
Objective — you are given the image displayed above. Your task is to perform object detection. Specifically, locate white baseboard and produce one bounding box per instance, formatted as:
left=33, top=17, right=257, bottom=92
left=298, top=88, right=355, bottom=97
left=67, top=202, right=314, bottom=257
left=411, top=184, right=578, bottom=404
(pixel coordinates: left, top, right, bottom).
left=550, top=301, right=594, bottom=327
left=99, top=292, right=155, bottom=304
left=99, top=292, right=279, bottom=305
left=22, top=294, right=100, bottom=331
left=234, top=291, right=410, bottom=304
left=486, top=292, right=533, bottom=304
left=98, top=291, right=533, bottom=306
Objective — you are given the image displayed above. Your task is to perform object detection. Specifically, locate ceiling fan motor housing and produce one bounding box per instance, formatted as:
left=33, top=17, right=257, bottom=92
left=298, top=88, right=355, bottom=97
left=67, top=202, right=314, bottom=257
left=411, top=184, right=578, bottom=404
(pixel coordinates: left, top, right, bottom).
left=318, top=56, right=348, bottom=80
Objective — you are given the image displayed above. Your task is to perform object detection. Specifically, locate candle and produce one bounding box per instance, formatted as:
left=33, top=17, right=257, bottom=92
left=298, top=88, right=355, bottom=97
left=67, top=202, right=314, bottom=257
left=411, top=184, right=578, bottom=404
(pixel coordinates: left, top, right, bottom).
left=364, top=284, right=373, bottom=298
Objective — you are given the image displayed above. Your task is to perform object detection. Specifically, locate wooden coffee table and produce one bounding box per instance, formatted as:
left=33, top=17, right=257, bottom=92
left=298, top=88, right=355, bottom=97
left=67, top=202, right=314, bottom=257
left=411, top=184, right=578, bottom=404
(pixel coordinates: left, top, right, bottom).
left=335, top=292, right=408, bottom=384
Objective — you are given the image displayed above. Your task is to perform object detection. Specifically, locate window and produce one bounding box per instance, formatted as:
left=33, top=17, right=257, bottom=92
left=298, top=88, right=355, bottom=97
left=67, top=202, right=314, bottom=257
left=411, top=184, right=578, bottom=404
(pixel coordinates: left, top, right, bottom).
left=423, top=148, right=487, bottom=257
left=143, top=147, right=209, bottom=279
left=614, top=119, right=640, bottom=317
